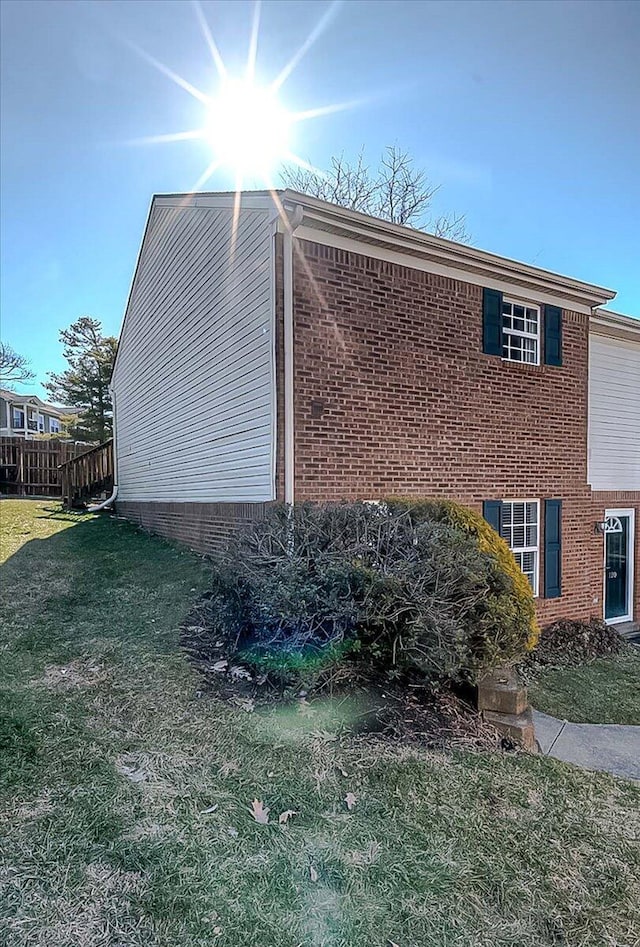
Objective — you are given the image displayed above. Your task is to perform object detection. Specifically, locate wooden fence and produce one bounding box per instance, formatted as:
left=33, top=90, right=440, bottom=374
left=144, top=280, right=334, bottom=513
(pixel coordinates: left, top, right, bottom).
left=0, top=437, right=89, bottom=497
left=59, top=440, right=114, bottom=507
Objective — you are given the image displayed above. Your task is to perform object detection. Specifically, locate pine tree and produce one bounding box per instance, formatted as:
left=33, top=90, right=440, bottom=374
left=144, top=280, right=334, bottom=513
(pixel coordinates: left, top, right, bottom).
left=45, top=318, right=117, bottom=443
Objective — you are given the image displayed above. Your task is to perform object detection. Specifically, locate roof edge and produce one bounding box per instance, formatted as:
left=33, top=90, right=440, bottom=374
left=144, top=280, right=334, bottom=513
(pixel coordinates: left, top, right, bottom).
left=591, top=308, right=640, bottom=342
left=281, top=189, right=617, bottom=310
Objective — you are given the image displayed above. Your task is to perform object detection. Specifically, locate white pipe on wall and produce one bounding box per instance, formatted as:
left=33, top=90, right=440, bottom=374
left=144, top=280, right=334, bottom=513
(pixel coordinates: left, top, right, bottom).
left=283, top=203, right=304, bottom=506
left=88, top=484, right=118, bottom=513
left=88, top=383, right=118, bottom=513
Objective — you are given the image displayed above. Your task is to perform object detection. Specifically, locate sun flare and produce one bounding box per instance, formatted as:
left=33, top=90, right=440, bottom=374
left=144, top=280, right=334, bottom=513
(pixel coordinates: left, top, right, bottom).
left=124, top=1, right=354, bottom=197
left=203, top=78, right=293, bottom=177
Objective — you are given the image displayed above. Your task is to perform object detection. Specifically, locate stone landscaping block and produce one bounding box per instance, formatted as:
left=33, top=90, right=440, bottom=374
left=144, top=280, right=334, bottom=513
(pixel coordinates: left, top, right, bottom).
left=484, top=707, right=537, bottom=751
left=478, top=668, right=528, bottom=716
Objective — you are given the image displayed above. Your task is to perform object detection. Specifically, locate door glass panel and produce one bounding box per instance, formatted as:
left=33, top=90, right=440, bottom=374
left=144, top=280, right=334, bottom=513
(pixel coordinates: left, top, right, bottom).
left=605, top=516, right=629, bottom=620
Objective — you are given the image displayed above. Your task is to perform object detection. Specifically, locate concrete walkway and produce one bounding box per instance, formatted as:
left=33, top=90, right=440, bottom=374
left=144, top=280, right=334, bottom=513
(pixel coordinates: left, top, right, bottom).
left=533, top=710, right=640, bottom=781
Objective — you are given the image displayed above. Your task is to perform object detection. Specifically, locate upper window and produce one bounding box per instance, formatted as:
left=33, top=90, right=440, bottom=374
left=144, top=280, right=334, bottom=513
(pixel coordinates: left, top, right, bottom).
left=49, top=417, right=60, bottom=434
left=12, top=408, right=25, bottom=428
left=501, top=500, right=539, bottom=596
left=502, top=299, right=540, bottom=365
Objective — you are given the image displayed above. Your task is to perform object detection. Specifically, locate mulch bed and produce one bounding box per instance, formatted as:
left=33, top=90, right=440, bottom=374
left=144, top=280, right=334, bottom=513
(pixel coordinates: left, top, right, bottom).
left=180, top=592, right=509, bottom=753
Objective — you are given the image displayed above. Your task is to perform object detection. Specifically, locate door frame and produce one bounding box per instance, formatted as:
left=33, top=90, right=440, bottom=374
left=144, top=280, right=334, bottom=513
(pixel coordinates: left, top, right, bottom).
left=603, top=508, right=635, bottom=625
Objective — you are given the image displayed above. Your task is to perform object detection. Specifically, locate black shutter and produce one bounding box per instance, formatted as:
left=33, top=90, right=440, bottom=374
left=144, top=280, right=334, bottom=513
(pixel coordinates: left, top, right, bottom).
left=544, top=499, right=562, bottom=598
left=483, top=288, right=503, bottom=356
left=483, top=500, right=503, bottom=534
left=544, top=305, right=563, bottom=366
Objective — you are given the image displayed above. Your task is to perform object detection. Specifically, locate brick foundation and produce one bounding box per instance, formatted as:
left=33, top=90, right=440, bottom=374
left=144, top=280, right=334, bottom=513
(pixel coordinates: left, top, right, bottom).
left=116, top=500, right=267, bottom=555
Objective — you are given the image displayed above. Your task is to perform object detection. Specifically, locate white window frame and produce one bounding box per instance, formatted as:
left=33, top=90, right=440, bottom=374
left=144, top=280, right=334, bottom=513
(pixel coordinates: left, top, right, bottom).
left=12, top=407, right=25, bottom=429
left=49, top=417, right=61, bottom=434
left=501, top=499, right=540, bottom=597
left=501, top=298, right=540, bottom=366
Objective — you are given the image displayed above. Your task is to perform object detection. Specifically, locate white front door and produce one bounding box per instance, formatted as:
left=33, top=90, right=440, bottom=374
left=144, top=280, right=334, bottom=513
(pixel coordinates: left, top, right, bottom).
left=603, top=508, right=635, bottom=624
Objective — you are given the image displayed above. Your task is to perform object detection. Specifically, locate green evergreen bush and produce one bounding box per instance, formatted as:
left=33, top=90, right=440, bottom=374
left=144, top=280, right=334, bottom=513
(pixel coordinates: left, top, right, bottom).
left=208, top=499, right=537, bottom=686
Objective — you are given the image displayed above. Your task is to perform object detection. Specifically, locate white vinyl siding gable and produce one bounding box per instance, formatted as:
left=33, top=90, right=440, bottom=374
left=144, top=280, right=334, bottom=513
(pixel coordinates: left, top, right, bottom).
left=588, top=334, right=640, bottom=491
left=112, top=200, right=276, bottom=502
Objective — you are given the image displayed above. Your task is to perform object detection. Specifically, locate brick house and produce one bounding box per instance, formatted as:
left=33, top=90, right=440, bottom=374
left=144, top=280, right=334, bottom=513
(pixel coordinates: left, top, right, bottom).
left=110, top=191, right=640, bottom=630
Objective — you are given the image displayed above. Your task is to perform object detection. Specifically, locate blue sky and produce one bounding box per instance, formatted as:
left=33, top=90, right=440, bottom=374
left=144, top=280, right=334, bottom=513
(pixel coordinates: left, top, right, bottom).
left=2, top=0, right=639, bottom=398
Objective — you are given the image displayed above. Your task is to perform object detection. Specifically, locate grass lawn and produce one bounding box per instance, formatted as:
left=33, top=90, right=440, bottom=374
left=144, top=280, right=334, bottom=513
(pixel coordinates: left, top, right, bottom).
left=1, top=500, right=639, bottom=947
left=529, top=651, right=640, bottom=725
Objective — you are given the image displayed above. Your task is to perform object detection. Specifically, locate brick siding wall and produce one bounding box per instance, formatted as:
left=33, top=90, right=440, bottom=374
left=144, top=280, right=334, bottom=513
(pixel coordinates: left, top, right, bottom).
left=289, top=238, right=639, bottom=626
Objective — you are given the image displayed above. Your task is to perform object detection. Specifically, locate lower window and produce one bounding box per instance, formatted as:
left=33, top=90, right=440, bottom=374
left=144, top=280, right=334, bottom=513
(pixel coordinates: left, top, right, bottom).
left=501, top=500, right=539, bottom=595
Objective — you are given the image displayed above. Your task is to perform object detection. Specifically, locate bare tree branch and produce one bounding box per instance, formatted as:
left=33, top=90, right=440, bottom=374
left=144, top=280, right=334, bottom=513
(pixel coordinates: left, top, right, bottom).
left=432, top=212, right=470, bottom=243
left=281, top=145, right=470, bottom=242
left=0, top=343, right=35, bottom=385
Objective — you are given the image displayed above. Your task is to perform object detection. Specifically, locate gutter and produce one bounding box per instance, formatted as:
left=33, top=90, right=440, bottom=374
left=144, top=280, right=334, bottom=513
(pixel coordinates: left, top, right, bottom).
left=591, top=309, right=640, bottom=341
left=281, top=189, right=617, bottom=312
left=282, top=203, right=304, bottom=505
left=88, top=383, right=119, bottom=513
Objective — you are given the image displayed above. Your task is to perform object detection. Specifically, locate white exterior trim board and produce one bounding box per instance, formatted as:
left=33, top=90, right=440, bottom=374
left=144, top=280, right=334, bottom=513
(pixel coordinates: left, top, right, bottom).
left=292, top=225, right=599, bottom=315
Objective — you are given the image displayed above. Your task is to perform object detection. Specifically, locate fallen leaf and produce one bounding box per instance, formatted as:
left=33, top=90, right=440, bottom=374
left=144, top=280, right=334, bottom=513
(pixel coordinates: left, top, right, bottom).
left=278, top=809, right=297, bottom=825
left=227, top=827, right=238, bottom=837
left=230, top=665, right=252, bottom=680
left=345, top=792, right=357, bottom=811
left=200, top=804, right=218, bottom=814
left=309, top=865, right=318, bottom=882
left=212, top=660, right=228, bottom=672
left=388, top=941, right=400, bottom=947
left=249, top=799, right=270, bottom=824
left=339, top=767, right=349, bottom=778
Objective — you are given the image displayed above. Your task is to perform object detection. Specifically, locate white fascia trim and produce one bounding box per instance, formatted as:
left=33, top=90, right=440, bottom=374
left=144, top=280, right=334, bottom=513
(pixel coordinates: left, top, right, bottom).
left=590, top=309, right=640, bottom=343
left=110, top=195, right=156, bottom=386
left=139, top=189, right=616, bottom=310
left=153, top=192, right=276, bottom=214
left=281, top=189, right=616, bottom=312
left=293, top=225, right=601, bottom=315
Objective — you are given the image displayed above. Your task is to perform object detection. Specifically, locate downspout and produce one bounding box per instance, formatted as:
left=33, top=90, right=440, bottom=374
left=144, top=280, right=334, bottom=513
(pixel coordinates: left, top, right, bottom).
left=283, top=203, right=304, bottom=505
left=88, top=484, right=118, bottom=513
left=88, top=384, right=119, bottom=512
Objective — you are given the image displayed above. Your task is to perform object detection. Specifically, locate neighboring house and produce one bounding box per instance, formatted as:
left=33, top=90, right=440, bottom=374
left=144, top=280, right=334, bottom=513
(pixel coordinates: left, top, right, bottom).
left=111, top=191, right=640, bottom=629
left=0, top=389, right=72, bottom=438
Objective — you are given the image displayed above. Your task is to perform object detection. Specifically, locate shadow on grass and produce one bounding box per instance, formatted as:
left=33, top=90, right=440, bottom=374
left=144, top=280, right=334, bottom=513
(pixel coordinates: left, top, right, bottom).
left=1, top=506, right=212, bottom=660
left=1, top=503, right=212, bottom=797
